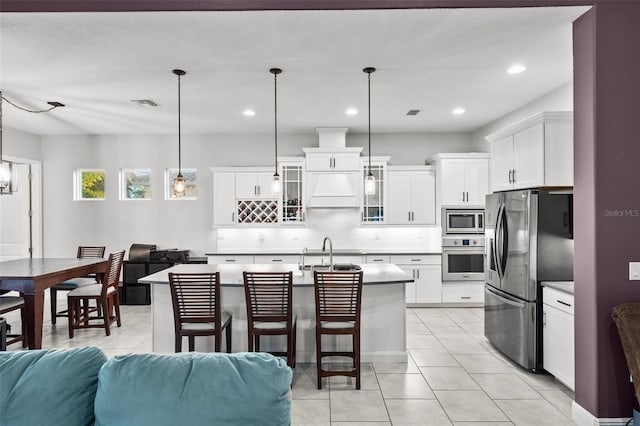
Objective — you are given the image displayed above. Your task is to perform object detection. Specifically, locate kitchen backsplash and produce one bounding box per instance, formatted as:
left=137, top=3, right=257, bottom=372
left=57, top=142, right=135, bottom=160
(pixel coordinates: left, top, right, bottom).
left=215, top=208, right=441, bottom=252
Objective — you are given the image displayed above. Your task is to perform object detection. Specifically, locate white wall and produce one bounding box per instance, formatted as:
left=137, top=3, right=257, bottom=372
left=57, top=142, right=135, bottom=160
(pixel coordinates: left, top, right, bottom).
left=39, top=131, right=474, bottom=256
left=471, top=82, right=573, bottom=151
left=3, top=127, right=42, bottom=161
left=348, top=132, right=473, bottom=165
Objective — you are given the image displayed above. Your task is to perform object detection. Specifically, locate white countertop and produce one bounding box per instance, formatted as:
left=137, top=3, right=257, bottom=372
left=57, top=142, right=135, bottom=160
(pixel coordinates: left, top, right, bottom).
left=206, top=249, right=441, bottom=256
left=541, top=281, right=574, bottom=295
left=139, top=263, right=413, bottom=287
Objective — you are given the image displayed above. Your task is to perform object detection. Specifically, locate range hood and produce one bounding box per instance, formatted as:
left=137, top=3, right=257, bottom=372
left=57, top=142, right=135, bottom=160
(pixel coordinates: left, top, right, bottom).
left=303, top=128, right=362, bottom=208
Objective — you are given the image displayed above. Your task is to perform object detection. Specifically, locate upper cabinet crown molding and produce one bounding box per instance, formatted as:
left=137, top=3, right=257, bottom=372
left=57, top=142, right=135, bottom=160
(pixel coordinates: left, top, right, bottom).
left=484, top=111, right=573, bottom=143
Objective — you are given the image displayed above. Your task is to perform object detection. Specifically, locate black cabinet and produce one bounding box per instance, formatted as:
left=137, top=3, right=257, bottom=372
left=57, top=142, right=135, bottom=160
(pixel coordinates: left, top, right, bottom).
left=120, top=258, right=207, bottom=305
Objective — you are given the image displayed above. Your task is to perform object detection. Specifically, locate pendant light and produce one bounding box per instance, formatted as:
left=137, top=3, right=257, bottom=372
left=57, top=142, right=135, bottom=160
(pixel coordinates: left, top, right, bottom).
left=270, top=67, right=283, bottom=194
left=172, top=69, right=186, bottom=197
left=363, top=67, right=376, bottom=195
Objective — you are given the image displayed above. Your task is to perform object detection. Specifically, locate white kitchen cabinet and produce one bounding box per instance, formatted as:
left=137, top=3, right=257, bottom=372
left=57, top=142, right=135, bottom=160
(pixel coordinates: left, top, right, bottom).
left=485, top=111, right=573, bottom=192
left=542, top=286, right=575, bottom=390
left=212, top=167, right=280, bottom=226
left=305, top=151, right=361, bottom=172
left=207, top=254, right=255, bottom=264
left=391, top=255, right=441, bottom=304
left=365, top=255, right=390, bottom=263
left=441, top=282, right=484, bottom=303
left=429, top=154, right=490, bottom=208
left=253, top=254, right=301, bottom=264
left=387, top=166, right=436, bottom=225
left=235, top=170, right=278, bottom=199
left=212, top=171, right=237, bottom=226
left=361, top=157, right=389, bottom=224
left=280, top=160, right=305, bottom=224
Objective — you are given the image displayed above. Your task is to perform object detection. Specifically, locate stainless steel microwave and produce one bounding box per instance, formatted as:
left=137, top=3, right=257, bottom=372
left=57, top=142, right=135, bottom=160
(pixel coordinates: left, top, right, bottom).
left=443, top=209, right=485, bottom=234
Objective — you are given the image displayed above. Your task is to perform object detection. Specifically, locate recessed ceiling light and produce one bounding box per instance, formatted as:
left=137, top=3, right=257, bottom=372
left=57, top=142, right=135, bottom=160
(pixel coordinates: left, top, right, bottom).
left=345, top=108, right=358, bottom=116
left=507, top=64, right=527, bottom=74
left=452, top=107, right=466, bottom=115
left=243, top=109, right=256, bottom=116
left=406, top=109, right=421, bottom=116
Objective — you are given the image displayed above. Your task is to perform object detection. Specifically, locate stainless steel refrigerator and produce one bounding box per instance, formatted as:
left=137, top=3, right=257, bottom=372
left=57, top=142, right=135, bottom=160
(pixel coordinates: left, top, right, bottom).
left=484, top=189, right=573, bottom=371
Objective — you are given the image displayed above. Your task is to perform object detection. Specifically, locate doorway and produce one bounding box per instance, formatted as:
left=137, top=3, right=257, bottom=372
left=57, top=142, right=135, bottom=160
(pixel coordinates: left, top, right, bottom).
left=0, top=158, right=42, bottom=260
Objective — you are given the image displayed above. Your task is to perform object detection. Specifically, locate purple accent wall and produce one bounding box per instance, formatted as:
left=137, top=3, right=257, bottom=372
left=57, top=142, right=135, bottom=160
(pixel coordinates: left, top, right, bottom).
left=574, top=1, right=640, bottom=418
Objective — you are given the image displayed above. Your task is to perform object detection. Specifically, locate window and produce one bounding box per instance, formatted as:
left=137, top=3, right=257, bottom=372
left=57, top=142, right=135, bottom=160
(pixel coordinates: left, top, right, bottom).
left=165, top=168, right=197, bottom=200
left=74, top=169, right=105, bottom=200
left=120, top=169, right=152, bottom=200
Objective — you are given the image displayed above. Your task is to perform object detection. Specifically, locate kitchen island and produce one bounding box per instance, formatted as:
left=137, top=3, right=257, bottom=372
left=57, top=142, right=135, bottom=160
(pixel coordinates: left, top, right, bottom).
left=139, top=263, right=412, bottom=363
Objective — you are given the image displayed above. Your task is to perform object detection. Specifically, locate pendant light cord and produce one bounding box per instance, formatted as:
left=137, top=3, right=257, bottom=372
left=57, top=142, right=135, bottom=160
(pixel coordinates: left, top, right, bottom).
left=367, top=71, right=372, bottom=172
left=274, top=71, right=278, bottom=175
left=177, top=73, right=182, bottom=175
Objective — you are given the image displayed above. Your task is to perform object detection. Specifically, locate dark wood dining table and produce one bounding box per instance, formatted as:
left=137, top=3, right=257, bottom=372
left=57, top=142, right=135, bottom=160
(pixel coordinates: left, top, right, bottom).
left=0, top=258, right=108, bottom=349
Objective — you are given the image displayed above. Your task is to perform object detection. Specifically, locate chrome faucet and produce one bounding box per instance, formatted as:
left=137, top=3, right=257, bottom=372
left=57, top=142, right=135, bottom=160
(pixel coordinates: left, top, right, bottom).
left=322, top=237, right=333, bottom=271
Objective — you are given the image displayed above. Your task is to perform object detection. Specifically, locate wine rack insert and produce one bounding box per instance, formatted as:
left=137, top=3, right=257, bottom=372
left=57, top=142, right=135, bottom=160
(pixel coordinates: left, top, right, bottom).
left=237, top=200, right=279, bottom=224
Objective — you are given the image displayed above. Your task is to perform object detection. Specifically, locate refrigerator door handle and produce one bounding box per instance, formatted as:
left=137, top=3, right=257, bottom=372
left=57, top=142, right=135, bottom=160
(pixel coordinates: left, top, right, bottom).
left=486, top=286, right=526, bottom=309
left=500, top=204, right=509, bottom=276
left=494, top=203, right=505, bottom=279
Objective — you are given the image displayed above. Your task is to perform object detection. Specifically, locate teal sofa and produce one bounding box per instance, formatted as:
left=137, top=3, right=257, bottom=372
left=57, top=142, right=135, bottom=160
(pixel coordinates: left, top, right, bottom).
left=0, top=347, right=292, bottom=426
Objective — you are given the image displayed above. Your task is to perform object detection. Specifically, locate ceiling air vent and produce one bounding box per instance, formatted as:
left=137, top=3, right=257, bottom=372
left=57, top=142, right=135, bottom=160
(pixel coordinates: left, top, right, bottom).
left=406, top=109, right=420, bottom=116
left=131, top=99, right=160, bottom=107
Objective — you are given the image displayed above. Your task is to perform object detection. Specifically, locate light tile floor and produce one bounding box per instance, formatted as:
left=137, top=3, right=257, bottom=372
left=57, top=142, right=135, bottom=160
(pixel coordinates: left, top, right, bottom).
left=2, top=298, right=575, bottom=425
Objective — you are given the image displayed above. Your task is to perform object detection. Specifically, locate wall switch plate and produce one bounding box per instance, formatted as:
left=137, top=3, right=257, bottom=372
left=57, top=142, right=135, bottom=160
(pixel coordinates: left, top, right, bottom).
left=629, top=262, right=640, bottom=280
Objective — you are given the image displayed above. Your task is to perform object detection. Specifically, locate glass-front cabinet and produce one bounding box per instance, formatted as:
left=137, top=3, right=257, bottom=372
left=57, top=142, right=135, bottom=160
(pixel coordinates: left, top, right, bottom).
left=361, top=157, right=389, bottom=223
left=280, top=160, right=305, bottom=224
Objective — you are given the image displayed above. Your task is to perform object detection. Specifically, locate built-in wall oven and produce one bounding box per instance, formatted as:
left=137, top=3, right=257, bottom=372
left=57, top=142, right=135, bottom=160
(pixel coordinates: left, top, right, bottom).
left=442, top=235, right=485, bottom=281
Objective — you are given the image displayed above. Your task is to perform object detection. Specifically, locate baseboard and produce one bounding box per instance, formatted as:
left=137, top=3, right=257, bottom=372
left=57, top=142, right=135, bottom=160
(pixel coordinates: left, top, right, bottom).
left=572, top=401, right=631, bottom=426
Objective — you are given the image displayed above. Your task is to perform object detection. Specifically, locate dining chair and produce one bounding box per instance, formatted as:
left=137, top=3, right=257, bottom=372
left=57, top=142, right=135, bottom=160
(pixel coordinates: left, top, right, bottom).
left=51, top=245, right=106, bottom=325
left=313, top=270, right=363, bottom=390
left=0, top=293, right=27, bottom=350
left=67, top=250, right=125, bottom=338
left=168, top=272, right=232, bottom=353
left=243, top=271, right=296, bottom=367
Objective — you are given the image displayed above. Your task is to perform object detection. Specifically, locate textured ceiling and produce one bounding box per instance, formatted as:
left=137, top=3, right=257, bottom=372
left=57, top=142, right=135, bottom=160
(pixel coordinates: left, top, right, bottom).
left=0, top=7, right=589, bottom=135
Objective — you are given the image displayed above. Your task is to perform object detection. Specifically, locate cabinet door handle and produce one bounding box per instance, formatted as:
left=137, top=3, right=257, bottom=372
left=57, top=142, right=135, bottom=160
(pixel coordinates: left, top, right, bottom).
left=543, top=311, right=546, bottom=327
left=408, top=211, right=411, bottom=222
left=412, top=269, right=415, bottom=279
left=411, top=259, right=422, bottom=262
left=466, top=192, right=469, bottom=202
left=460, top=296, right=471, bottom=300
left=508, top=170, right=513, bottom=184
left=271, top=259, right=283, bottom=262
left=372, top=259, right=384, bottom=262
left=557, top=300, right=572, bottom=307
left=231, top=212, right=235, bottom=222
left=416, top=269, right=420, bottom=279
left=512, top=169, right=516, bottom=183
left=225, top=259, right=236, bottom=263
left=412, top=211, right=415, bottom=222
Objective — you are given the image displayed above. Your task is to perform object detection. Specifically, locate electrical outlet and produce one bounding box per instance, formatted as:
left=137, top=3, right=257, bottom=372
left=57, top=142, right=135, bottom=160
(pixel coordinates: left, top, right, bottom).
left=629, top=262, right=640, bottom=280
